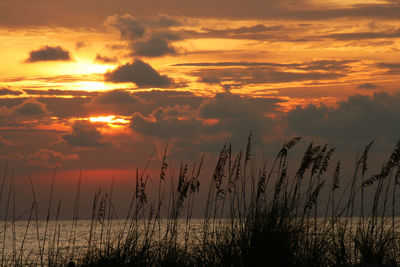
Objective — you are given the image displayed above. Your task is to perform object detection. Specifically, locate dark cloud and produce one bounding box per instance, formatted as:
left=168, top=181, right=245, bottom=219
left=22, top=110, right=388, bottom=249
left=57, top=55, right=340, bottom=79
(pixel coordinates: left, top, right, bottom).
left=182, top=24, right=284, bottom=40
left=131, top=92, right=280, bottom=149
left=24, top=89, right=98, bottom=97
left=27, top=148, right=79, bottom=167
left=132, top=108, right=205, bottom=139
left=278, top=3, right=400, bottom=21
left=62, top=121, right=109, bottom=147
left=0, top=88, right=23, bottom=96
left=92, top=89, right=139, bottom=104
left=0, top=97, right=89, bottom=119
left=0, top=99, right=50, bottom=119
left=323, top=29, right=400, bottom=40
left=105, top=14, right=145, bottom=40
left=175, top=59, right=355, bottom=72
left=38, top=97, right=89, bottom=118
left=105, top=14, right=181, bottom=41
left=199, top=92, right=277, bottom=143
left=104, top=59, right=174, bottom=88
left=25, top=46, right=71, bottom=63
left=300, top=60, right=356, bottom=72
left=144, top=14, right=182, bottom=28
left=12, top=99, right=49, bottom=117
left=150, top=31, right=182, bottom=41
left=357, top=83, right=378, bottom=90
left=133, top=90, right=203, bottom=113
left=75, top=41, right=88, bottom=49
left=200, top=92, right=279, bottom=120
left=106, top=14, right=180, bottom=58
left=193, top=67, right=345, bottom=85
left=377, top=62, right=400, bottom=75
left=287, top=92, right=400, bottom=142
left=106, top=44, right=128, bottom=50
left=186, top=59, right=355, bottom=86
left=200, top=77, right=221, bottom=84
left=230, top=24, right=282, bottom=34
left=85, top=90, right=142, bottom=115
left=132, top=37, right=176, bottom=57
left=85, top=90, right=200, bottom=117
left=0, top=1, right=399, bottom=28
left=95, top=54, right=118, bottom=63
left=174, top=62, right=300, bottom=67
left=4, top=73, right=101, bottom=84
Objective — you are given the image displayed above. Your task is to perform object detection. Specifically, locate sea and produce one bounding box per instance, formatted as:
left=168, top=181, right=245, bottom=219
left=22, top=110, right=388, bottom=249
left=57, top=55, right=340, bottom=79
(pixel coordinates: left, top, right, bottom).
left=0, top=218, right=206, bottom=265
left=1, top=217, right=399, bottom=265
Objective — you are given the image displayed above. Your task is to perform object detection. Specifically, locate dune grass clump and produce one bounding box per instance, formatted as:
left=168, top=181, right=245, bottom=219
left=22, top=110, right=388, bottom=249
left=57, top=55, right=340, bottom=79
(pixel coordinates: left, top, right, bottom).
left=2, top=135, right=400, bottom=266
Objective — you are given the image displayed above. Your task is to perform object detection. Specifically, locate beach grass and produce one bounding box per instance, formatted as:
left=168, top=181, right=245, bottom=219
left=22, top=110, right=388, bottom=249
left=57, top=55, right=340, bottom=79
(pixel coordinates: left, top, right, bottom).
left=2, top=135, right=400, bottom=266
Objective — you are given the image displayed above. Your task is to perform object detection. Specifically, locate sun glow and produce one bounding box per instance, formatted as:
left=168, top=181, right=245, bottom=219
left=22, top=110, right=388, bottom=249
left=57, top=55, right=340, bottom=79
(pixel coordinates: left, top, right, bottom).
left=88, top=115, right=130, bottom=127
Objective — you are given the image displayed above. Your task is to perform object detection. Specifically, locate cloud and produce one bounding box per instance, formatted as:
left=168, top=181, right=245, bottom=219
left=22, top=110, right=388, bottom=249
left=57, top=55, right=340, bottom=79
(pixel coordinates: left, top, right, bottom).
left=226, top=24, right=283, bottom=34
left=0, top=153, right=25, bottom=162
left=131, top=107, right=205, bottom=139
left=278, top=3, right=400, bottom=21
left=85, top=90, right=143, bottom=115
left=132, top=37, right=176, bottom=57
left=36, top=97, right=89, bottom=118
left=131, top=92, right=280, bottom=149
left=182, top=24, right=284, bottom=40
left=178, top=60, right=354, bottom=86
left=27, top=148, right=79, bottom=167
left=92, top=89, right=139, bottom=104
left=286, top=92, right=400, bottom=142
left=357, top=83, right=378, bottom=90
left=105, top=14, right=180, bottom=58
left=192, top=67, right=345, bottom=85
left=105, top=14, right=146, bottom=40
left=200, top=77, right=221, bottom=84
left=173, top=62, right=299, bottom=67
left=24, top=89, right=98, bottom=97
left=144, top=15, right=182, bottom=28
left=377, top=62, right=400, bottom=75
left=25, top=46, right=72, bottom=63
left=85, top=89, right=201, bottom=118
left=300, top=60, right=356, bottom=72
left=150, top=31, right=182, bottom=41
left=323, top=29, right=400, bottom=40
left=0, top=1, right=399, bottom=29
left=62, top=120, right=109, bottom=147
left=133, top=90, right=203, bottom=112
left=104, top=59, right=174, bottom=88
left=12, top=99, right=50, bottom=117
left=0, top=99, right=50, bottom=119
left=0, top=88, right=23, bottom=96
left=199, top=92, right=277, bottom=142
left=95, top=54, right=118, bottom=64
left=175, top=60, right=354, bottom=71
left=75, top=41, right=88, bottom=49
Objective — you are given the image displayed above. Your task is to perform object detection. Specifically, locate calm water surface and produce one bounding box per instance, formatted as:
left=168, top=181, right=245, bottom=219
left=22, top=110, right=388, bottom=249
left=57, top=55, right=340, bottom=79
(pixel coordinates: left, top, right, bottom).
left=0, top=218, right=206, bottom=264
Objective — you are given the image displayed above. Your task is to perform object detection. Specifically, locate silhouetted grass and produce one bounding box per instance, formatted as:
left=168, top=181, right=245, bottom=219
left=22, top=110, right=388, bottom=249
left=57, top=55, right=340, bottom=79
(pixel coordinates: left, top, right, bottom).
left=2, top=136, right=400, bottom=266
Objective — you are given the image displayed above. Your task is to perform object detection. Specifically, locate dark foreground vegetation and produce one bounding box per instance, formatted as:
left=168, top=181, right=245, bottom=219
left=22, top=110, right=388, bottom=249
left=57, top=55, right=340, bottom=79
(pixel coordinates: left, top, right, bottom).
left=2, top=135, right=400, bottom=266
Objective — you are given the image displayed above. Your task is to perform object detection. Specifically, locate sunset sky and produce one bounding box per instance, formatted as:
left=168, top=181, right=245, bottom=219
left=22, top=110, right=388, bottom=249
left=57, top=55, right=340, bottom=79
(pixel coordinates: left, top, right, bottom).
left=1, top=0, right=400, bottom=214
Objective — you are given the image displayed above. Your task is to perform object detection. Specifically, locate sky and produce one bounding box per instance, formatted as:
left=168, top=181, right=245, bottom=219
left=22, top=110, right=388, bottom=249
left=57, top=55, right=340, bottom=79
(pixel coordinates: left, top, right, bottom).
left=0, top=0, right=399, bottom=217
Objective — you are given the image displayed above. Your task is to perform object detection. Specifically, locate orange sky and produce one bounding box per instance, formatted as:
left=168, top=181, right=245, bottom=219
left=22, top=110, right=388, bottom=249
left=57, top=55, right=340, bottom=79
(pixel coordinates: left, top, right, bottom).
left=0, top=0, right=399, bottom=206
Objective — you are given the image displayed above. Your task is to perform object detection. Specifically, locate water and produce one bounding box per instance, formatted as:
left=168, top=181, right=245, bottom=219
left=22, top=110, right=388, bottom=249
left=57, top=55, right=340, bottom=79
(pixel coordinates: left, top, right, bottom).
left=2, top=217, right=400, bottom=265
left=0, top=218, right=206, bottom=265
